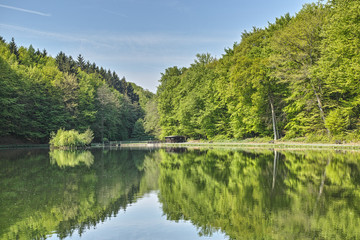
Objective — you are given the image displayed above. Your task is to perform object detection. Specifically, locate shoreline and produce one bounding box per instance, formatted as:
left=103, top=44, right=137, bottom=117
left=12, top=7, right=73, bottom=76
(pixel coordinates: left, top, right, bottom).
left=2, top=141, right=360, bottom=151
left=120, top=141, right=360, bottom=151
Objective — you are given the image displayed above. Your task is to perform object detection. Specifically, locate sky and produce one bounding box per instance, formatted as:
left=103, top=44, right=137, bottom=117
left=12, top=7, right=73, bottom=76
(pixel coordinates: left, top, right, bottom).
left=0, top=0, right=314, bottom=93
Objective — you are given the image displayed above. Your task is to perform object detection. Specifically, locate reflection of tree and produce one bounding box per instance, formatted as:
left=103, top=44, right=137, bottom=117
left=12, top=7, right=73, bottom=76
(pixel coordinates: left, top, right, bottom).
left=2, top=148, right=360, bottom=239
left=50, top=150, right=94, bottom=168
left=0, top=149, right=160, bottom=240
left=158, top=149, right=360, bottom=240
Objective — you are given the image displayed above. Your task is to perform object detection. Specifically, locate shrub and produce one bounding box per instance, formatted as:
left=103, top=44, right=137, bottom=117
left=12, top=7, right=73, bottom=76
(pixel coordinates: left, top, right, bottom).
left=49, top=128, right=94, bottom=148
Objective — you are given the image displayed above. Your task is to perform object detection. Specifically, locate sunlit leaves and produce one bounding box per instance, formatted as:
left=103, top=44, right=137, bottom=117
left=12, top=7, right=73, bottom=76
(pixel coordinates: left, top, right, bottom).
left=0, top=38, right=150, bottom=142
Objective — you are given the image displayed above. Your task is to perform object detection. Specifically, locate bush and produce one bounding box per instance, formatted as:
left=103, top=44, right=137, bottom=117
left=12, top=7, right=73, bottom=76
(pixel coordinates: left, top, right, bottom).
left=49, top=128, right=94, bottom=148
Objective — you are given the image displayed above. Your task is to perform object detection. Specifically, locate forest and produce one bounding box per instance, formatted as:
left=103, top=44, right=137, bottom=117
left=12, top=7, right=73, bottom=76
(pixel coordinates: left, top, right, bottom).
left=157, top=0, right=360, bottom=142
left=1, top=0, right=359, bottom=143
left=0, top=37, right=158, bottom=143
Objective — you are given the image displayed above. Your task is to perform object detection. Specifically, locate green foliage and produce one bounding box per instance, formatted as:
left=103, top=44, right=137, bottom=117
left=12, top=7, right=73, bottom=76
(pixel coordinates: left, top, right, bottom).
left=1, top=0, right=360, bottom=143
left=131, top=119, right=148, bottom=140
left=0, top=37, right=152, bottom=143
left=143, top=99, right=161, bottom=138
left=49, top=128, right=94, bottom=148
left=325, top=108, right=350, bottom=136
left=156, top=1, right=360, bottom=142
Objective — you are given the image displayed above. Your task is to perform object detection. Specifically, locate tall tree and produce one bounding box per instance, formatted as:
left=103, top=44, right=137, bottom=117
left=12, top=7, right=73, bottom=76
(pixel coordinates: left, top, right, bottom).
left=77, top=54, right=86, bottom=70
left=157, top=66, right=184, bottom=138
left=271, top=3, right=329, bottom=137
left=8, top=38, right=18, bottom=58
left=313, top=0, right=360, bottom=137
left=94, top=84, right=122, bottom=142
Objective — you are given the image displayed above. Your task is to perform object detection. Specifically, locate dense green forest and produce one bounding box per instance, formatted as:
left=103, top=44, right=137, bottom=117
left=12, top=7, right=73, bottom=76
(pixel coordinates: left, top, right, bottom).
left=1, top=0, right=359, bottom=143
left=157, top=0, right=360, bottom=142
left=0, top=37, right=157, bottom=143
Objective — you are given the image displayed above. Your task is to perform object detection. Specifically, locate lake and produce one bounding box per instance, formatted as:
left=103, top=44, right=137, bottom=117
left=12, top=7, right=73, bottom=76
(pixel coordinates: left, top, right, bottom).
left=0, top=147, right=359, bottom=239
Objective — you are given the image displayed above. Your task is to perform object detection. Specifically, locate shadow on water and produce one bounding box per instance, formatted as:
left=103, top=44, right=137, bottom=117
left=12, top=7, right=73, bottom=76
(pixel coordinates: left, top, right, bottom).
left=1, top=148, right=360, bottom=239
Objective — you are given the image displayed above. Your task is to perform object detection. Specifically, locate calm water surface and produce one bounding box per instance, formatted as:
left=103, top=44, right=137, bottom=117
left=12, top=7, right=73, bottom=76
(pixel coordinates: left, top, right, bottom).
left=1, top=148, right=360, bottom=239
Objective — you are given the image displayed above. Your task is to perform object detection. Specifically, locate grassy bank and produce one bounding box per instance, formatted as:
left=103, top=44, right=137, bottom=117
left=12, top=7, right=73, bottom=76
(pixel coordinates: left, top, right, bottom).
left=159, top=140, right=360, bottom=151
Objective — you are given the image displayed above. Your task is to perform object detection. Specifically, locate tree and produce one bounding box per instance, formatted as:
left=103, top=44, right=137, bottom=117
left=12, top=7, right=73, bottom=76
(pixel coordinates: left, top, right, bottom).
left=77, top=54, right=86, bottom=70
left=157, top=66, right=184, bottom=138
left=0, top=55, right=24, bottom=136
left=125, top=83, right=139, bottom=103
left=55, top=52, right=77, bottom=74
left=131, top=119, right=147, bottom=140
left=0, top=36, right=149, bottom=143
left=94, top=84, right=126, bottom=142
left=313, top=0, right=360, bottom=138
left=8, top=37, right=19, bottom=59
left=271, top=3, right=329, bottom=137
left=143, top=99, right=161, bottom=138
left=53, top=73, right=79, bottom=128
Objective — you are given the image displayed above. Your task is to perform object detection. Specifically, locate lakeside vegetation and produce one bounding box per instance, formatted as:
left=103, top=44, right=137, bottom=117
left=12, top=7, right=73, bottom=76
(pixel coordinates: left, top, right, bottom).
left=0, top=39, right=157, bottom=143
left=157, top=0, right=360, bottom=143
left=49, top=128, right=94, bottom=149
left=0, top=0, right=359, bottom=144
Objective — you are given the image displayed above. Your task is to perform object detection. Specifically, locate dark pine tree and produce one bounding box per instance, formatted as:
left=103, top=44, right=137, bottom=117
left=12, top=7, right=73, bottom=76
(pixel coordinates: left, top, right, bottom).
left=8, top=37, right=19, bottom=59
left=77, top=54, right=86, bottom=70
left=126, top=83, right=139, bottom=103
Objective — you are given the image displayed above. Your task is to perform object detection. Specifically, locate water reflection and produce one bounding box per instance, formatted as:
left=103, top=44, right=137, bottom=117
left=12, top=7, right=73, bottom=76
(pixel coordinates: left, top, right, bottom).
left=0, top=149, right=160, bottom=240
left=49, top=150, right=94, bottom=168
left=158, top=149, right=360, bottom=239
left=0, top=148, right=360, bottom=239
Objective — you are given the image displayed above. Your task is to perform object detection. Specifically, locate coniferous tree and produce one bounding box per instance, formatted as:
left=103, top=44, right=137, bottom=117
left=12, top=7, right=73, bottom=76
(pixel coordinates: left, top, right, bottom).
left=8, top=37, right=19, bottom=59
left=77, top=54, right=86, bottom=70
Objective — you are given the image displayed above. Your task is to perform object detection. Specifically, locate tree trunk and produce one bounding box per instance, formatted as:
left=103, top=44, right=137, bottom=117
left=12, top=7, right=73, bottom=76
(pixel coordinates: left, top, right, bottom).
left=311, top=84, right=330, bottom=135
left=269, top=96, right=279, bottom=141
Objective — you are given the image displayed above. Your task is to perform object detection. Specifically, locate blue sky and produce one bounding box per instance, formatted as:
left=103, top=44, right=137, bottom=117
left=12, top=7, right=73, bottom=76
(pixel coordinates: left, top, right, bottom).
left=0, top=0, right=313, bottom=92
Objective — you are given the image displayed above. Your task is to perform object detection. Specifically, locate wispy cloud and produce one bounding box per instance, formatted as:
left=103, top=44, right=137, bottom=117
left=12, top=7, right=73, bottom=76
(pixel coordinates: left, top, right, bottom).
left=0, top=23, right=230, bottom=48
left=0, top=4, right=51, bottom=17
left=0, top=24, right=112, bottom=47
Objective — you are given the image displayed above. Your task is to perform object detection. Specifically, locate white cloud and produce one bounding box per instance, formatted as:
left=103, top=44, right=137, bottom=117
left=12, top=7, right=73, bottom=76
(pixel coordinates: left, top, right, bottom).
left=0, top=23, right=232, bottom=50
left=0, top=4, right=51, bottom=17
left=0, top=24, right=112, bottom=48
